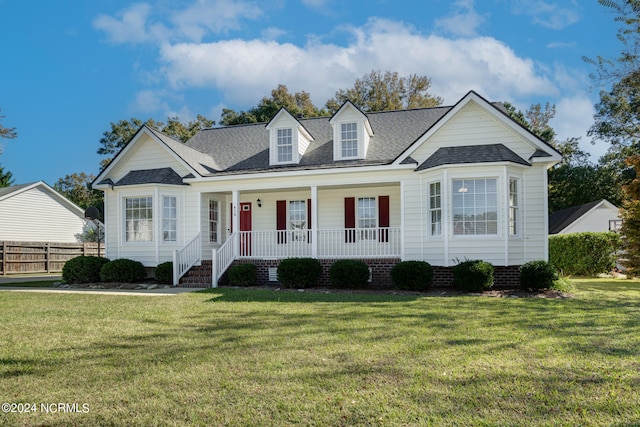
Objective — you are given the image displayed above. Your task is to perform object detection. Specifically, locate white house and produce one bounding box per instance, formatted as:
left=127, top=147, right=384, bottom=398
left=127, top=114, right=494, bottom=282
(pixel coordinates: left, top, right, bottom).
left=0, top=181, right=89, bottom=243
left=549, top=199, right=621, bottom=234
left=93, top=91, right=561, bottom=287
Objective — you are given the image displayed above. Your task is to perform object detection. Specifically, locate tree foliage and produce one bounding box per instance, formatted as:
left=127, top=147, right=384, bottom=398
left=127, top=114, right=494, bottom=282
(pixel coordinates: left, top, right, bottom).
left=0, top=164, right=14, bottom=188
left=620, top=155, right=640, bottom=277
left=325, top=70, right=443, bottom=113
left=54, top=172, right=103, bottom=213
left=0, top=109, right=17, bottom=142
left=219, top=84, right=326, bottom=125
left=97, top=115, right=214, bottom=168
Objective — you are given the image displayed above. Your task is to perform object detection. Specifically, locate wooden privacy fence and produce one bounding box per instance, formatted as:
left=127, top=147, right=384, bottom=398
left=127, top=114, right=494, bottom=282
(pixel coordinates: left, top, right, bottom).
left=0, top=241, right=105, bottom=275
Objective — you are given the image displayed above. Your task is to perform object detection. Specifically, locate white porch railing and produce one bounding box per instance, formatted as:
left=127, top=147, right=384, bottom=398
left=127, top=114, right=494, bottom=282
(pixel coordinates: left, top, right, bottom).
left=173, top=233, right=202, bottom=286
left=236, top=227, right=401, bottom=259
left=212, top=233, right=236, bottom=287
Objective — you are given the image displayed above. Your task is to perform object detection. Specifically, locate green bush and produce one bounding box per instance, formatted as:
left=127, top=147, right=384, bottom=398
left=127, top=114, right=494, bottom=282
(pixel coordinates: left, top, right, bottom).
left=100, top=258, right=147, bottom=283
left=329, top=260, right=370, bottom=289
left=154, top=262, right=173, bottom=285
left=549, top=232, right=621, bottom=276
left=391, top=261, right=433, bottom=291
left=228, top=263, right=257, bottom=287
left=453, top=260, right=494, bottom=292
left=62, top=256, right=110, bottom=284
left=277, top=258, right=323, bottom=288
left=520, top=260, right=558, bottom=290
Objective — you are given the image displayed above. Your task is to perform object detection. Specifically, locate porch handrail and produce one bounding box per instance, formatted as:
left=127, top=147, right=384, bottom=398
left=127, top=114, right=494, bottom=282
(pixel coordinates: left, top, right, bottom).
left=173, top=233, right=202, bottom=286
left=212, top=233, right=236, bottom=287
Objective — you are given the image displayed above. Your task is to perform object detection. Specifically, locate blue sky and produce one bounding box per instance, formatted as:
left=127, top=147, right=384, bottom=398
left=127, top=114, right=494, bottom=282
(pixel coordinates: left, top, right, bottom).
left=0, top=0, right=622, bottom=185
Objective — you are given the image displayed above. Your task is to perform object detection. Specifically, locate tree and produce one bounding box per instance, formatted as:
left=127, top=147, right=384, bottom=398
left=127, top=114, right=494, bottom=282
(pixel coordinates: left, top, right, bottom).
left=54, top=172, right=103, bottom=212
left=219, top=85, right=326, bottom=125
left=0, top=108, right=17, bottom=155
left=325, top=70, right=443, bottom=113
left=97, top=115, right=214, bottom=168
left=0, top=164, right=14, bottom=188
left=620, top=155, right=640, bottom=276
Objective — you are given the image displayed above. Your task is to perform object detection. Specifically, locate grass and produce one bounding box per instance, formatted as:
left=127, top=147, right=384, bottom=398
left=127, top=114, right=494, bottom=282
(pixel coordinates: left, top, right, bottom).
left=0, top=279, right=639, bottom=426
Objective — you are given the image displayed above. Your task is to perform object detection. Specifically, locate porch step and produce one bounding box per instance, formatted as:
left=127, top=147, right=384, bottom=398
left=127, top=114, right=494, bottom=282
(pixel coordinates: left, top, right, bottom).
left=178, top=261, right=213, bottom=288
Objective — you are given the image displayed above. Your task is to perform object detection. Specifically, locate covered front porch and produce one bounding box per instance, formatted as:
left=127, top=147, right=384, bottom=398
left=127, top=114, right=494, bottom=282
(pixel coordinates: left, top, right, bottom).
left=174, top=182, right=403, bottom=286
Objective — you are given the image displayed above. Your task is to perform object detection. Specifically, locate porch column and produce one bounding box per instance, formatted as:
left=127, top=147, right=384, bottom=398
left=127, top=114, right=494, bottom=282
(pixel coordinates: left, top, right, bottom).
left=311, top=185, right=318, bottom=258
left=232, top=190, right=240, bottom=257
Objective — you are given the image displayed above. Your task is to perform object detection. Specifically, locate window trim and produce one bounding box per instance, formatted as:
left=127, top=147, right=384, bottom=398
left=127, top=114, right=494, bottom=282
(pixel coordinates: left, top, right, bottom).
left=451, top=178, right=499, bottom=237
left=208, top=198, right=220, bottom=244
left=162, top=195, right=177, bottom=243
left=276, top=127, right=294, bottom=164
left=428, top=181, right=442, bottom=238
left=123, top=195, right=154, bottom=243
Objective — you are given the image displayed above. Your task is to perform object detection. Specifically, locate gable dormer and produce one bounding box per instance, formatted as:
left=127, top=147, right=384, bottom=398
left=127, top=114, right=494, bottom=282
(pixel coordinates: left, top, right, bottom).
left=266, top=108, right=314, bottom=166
left=329, top=101, right=374, bottom=161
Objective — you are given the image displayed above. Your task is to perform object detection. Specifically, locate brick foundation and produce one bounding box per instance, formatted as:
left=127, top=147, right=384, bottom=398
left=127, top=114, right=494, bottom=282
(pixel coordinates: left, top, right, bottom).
left=182, top=259, right=522, bottom=289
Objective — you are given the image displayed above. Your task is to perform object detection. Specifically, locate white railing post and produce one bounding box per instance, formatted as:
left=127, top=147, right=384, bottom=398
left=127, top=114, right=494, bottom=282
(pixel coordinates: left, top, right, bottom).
left=172, top=249, right=179, bottom=286
left=211, top=248, right=218, bottom=288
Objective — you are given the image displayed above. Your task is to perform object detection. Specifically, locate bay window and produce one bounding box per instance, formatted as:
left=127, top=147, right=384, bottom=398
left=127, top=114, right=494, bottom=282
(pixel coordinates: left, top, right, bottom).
left=429, top=182, right=442, bottom=236
left=125, top=196, right=153, bottom=242
left=162, top=196, right=177, bottom=242
left=452, top=179, right=497, bottom=235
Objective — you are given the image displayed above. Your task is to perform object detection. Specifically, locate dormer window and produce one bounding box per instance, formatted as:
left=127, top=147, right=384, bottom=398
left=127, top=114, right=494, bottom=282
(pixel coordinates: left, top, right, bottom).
left=277, top=128, right=293, bottom=163
left=330, top=101, right=374, bottom=162
left=341, top=123, right=358, bottom=158
left=267, top=108, right=314, bottom=166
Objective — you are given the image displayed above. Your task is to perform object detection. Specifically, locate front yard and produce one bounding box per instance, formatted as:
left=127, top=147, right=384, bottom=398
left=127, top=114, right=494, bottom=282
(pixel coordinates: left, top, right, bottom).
left=0, top=279, right=639, bottom=426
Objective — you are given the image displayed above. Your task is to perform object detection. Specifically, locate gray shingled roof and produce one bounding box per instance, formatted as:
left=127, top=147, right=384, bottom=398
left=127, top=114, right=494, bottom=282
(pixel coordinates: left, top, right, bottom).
left=416, top=144, right=530, bottom=171
left=185, top=107, right=452, bottom=174
left=0, top=182, right=34, bottom=199
left=114, top=168, right=187, bottom=186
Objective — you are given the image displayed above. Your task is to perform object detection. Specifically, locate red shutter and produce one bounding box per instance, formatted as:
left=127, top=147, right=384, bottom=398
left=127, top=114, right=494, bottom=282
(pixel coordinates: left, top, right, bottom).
left=378, top=195, right=389, bottom=242
left=345, top=197, right=356, bottom=243
left=307, top=199, right=312, bottom=243
left=277, top=200, right=287, bottom=244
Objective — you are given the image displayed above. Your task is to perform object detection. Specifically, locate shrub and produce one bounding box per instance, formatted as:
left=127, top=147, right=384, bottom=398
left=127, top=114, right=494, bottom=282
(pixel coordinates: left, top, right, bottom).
left=391, top=261, right=433, bottom=291
left=329, top=260, right=370, bottom=289
left=519, top=260, right=558, bottom=290
left=549, top=232, right=621, bottom=276
left=228, top=263, right=257, bottom=287
left=453, top=260, right=494, bottom=292
left=62, top=256, right=110, bottom=284
left=154, top=262, right=173, bottom=285
left=100, top=258, right=147, bottom=283
left=277, top=258, right=323, bottom=288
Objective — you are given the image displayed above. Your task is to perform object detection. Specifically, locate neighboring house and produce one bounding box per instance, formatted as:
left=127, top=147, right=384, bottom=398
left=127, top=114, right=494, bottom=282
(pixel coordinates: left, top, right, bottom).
left=0, top=181, right=90, bottom=243
left=548, top=199, right=621, bottom=235
left=93, top=91, right=561, bottom=287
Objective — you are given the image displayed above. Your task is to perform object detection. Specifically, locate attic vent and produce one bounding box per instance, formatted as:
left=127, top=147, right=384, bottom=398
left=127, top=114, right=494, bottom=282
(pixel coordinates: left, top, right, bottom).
left=268, top=268, right=278, bottom=282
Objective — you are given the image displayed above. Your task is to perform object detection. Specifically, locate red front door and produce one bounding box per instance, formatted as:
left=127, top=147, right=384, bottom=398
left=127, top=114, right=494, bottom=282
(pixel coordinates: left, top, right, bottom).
left=240, top=202, right=252, bottom=256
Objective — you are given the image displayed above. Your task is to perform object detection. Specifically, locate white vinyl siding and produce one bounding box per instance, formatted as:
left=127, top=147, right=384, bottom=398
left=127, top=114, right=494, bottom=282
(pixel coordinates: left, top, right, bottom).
left=0, top=185, right=86, bottom=243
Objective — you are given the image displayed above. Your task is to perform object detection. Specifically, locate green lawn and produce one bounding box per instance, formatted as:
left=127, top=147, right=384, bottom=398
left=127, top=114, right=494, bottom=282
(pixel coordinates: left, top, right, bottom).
left=1, top=280, right=639, bottom=426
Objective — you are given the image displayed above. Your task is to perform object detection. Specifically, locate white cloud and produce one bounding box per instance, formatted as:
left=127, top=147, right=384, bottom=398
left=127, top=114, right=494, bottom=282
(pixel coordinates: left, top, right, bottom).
left=435, top=0, right=486, bottom=37
left=94, top=3, right=154, bottom=44
left=156, top=18, right=558, bottom=108
left=509, top=0, right=580, bottom=30
left=553, top=94, right=605, bottom=160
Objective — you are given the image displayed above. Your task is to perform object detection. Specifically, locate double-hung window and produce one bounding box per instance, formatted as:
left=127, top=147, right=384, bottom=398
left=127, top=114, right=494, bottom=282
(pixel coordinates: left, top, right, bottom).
left=429, top=182, right=442, bottom=237
left=452, top=179, right=498, bottom=235
left=125, top=196, right=153, bottom=242
left=277, top=128, right=293, bottom=163
left=289, top=200, right=307, bottom=241
left=357, top=197, right=376, bottom=240
left=341, top=123, right=358, bottom=158
left=509, top=178, right=519, bottom=236
left=162, top=196, right=177, bottom=242
left=209, top=200, right=219, bottom=243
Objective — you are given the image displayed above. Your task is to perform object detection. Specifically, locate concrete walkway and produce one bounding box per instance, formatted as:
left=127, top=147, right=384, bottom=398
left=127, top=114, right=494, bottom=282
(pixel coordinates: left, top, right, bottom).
left=0, top=274, right=206, bottom=296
